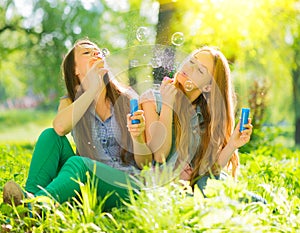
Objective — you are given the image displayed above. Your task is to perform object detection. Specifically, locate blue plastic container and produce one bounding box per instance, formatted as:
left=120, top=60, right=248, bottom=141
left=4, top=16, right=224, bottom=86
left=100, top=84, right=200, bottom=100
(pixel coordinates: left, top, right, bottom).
left=240, top=108, right=250, bottom=132
left=130, top=99, right=140, bottom=124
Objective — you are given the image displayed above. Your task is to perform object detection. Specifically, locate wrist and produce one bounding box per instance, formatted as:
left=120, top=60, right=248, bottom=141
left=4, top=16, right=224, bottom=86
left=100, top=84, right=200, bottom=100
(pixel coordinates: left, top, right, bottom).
left=132, top=134, right=145, bottom=144
left=227, top=141, right=238, bottom=152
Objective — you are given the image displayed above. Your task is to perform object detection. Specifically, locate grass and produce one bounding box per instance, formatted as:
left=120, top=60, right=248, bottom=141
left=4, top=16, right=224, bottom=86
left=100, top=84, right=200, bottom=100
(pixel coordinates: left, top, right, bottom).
left=0, top=109, right=299, bottom=232
left=0, top=109, right=56, bottom=142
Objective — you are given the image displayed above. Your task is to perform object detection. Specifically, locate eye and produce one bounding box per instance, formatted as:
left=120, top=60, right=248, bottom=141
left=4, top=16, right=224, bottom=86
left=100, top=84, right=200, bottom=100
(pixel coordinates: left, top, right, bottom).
left=190, top=60, right=203, bottom=74
left=198, top=68, right=203, bottom=74
left=82, top=49, right=91, bottom=55
left=82, top=49, right=95, bottom=55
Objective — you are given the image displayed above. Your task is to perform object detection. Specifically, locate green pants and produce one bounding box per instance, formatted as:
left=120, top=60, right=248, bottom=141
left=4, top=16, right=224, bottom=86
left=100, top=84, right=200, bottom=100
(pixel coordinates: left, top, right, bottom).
left=25, top=128, right=138, bottom=210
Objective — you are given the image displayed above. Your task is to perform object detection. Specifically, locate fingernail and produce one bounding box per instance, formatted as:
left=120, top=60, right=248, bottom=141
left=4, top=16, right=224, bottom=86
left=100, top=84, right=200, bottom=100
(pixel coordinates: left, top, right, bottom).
left=163, top=76, right=170, bottom=81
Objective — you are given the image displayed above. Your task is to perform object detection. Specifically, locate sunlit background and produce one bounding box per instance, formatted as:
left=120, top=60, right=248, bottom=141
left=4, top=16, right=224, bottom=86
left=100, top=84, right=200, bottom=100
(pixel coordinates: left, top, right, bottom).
left=0, top=0, right=299, bottom=145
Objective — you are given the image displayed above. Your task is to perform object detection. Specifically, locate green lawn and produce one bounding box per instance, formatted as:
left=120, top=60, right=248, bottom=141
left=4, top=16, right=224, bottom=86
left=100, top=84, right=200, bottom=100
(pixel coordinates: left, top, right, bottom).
left=0, top=109, right=56, bottom=143
left=0, top=109, right=299, bottom=232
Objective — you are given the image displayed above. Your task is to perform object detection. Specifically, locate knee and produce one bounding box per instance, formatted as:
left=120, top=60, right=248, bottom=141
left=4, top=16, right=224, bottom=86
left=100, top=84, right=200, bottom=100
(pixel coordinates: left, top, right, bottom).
left=64, top=156, right=89, bottom=181
left=65, top=156, right=84, bottom=167
left=35, top=128, right=67, bottom=148
left=39, top=128, right=69, bottom=144
left=39, top=128, right=61, bottom=140
left=64, top=156, right=89, bottom=173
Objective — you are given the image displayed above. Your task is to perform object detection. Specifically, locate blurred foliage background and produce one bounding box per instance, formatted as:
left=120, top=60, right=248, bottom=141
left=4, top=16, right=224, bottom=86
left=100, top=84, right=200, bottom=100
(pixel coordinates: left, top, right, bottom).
left=0, top=0, right=300, bottom=145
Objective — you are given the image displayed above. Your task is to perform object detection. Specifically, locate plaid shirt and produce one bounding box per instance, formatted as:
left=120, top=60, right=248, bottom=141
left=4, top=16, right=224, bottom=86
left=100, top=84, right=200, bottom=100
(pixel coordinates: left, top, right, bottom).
left=90, top=106, right=139, bottom=174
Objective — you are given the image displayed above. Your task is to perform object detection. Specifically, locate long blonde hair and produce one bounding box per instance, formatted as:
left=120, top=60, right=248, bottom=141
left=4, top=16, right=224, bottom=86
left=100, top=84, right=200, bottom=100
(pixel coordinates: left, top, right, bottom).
left=174, top=46, right=238, bottom=184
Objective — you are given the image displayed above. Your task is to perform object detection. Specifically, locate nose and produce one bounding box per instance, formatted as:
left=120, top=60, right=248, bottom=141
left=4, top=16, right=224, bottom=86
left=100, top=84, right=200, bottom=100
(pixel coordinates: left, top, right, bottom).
left=92, top=50, right=102, bottom=59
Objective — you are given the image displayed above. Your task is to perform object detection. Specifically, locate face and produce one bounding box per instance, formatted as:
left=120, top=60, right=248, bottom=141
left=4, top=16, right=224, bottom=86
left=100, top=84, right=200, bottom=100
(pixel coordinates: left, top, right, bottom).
left=175, top=50, right=214, bottom=101
left=74, top=41, right=103, bottom=81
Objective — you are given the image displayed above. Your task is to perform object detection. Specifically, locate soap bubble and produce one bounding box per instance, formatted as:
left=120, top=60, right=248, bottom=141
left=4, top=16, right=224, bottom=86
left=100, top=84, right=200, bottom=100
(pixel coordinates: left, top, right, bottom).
left=101, top=48, right=110, bottom=57
left=151, top=57, right=162, bottom=68
left=171, top=32, right=185, bottom=46
left=184, top=80, right=193, bottom=92
left=129, top=59, right=139, bottom=68
left=136, top=26, right=149, bottom=42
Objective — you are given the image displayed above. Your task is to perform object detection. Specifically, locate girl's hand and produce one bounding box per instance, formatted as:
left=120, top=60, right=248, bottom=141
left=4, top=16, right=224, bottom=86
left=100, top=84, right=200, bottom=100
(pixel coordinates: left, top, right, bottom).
left=160, top=77, right=177, bottom=108
left=127, top=110, right=146, bottom=142
left=82, top=60, right=108, bottom=93
left=228, top=118, right=253, bottom=149
left=179, top=163, right=193, bottom=181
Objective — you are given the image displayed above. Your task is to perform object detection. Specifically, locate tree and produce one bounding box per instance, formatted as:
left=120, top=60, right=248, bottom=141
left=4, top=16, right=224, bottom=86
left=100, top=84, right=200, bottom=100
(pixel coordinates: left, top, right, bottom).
left=153, top=1, right=177, bottom=81
left=163, top=0, right=299, bottom=145
left=292, top=44, right=300, bottom=144
left=1, top=0, right=299, bottom=146
left=0, top=0, right=107, bottom=104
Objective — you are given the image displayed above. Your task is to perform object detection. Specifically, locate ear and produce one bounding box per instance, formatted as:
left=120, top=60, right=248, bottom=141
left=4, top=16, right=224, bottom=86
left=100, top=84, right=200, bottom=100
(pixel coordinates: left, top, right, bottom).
left=75, top=67, right=80, bottom=76
left=202, top=84, right=211, bottom=93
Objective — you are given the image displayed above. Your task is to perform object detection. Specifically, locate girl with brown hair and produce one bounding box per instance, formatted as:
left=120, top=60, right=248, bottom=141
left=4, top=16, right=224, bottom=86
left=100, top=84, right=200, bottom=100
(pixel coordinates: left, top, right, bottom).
left=3, top=39, right=152, bottom=210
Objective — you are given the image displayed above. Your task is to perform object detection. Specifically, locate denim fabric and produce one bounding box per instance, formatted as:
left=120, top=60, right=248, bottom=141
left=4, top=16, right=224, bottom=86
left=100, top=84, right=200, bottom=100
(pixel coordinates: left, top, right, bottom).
left=195, top=171, right=227, bottom=197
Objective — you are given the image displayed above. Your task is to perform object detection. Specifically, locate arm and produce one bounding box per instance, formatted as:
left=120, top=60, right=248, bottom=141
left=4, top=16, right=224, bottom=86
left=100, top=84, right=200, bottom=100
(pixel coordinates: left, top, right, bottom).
left=127, top=110, right=153, bottom=169
left=217, top=119, right=253, bottom=168
left=141, top=80, right=177, bottom=163
left=53, top=61, right=108, bottom=136
left=53, top=88, right=100, bottom=136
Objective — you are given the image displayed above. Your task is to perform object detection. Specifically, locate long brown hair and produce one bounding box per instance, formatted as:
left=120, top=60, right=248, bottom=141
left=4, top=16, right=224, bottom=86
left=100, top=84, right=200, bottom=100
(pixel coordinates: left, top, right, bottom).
left=61, top=39, right=135, bottom=163
left=62, top=43, right=80, bottom=102
left=174, top=46, right=238, bottom=185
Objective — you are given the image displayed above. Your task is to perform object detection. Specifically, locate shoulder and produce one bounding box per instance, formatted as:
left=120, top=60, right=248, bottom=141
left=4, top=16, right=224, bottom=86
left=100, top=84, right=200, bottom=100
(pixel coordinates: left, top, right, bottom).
left=140, top=89, right=162, bottom=114
left=59, top=95, right=72, bottom=103
left=60, top=95, right=71, bottom=100
left=58, top=96, right=72, bottom=111
left=140, top=89, right=156, bottom=104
